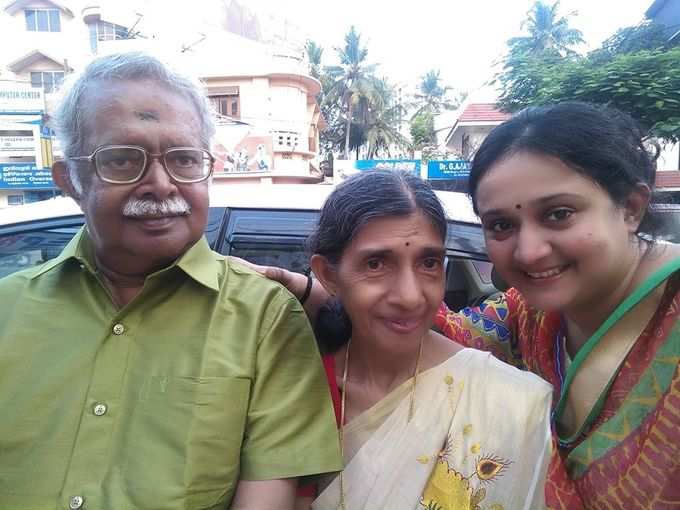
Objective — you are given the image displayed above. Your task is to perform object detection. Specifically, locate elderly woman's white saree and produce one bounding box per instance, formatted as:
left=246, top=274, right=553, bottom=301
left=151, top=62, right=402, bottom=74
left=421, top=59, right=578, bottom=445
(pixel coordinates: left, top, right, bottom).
left=312, top=349, right=552, bottom=510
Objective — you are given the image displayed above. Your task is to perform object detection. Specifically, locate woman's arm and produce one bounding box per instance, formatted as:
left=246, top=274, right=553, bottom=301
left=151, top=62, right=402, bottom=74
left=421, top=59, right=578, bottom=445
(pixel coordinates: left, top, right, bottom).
left=235, top=257, right=525, bottom=368
left=434, top=293, right=525, bottom=368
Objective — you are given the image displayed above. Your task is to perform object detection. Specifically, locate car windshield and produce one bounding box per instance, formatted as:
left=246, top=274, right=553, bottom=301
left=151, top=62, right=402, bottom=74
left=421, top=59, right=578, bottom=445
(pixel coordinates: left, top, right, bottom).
left=657, top=206, right=680, bottom=242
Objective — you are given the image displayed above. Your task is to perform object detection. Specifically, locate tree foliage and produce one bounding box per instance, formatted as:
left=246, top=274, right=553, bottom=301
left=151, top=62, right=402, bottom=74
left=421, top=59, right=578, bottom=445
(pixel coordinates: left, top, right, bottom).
left=324, top=26, right=377, bottom=159
left=304, top=40, right=324, bottom=80
left=507, top=1, right=584, bottom=57
left=307, top=30, right=460, bottom=159
left=411, top=70, right=460, bottom=119
left=409, top=113, right=436, bottom=150
left=363, top=77, right=409, bottom=158
left=497, top=15, right=680, bottom=142
left=588, top=21, right=672, bottom=64
left=497, top=1, right=584, bottom=112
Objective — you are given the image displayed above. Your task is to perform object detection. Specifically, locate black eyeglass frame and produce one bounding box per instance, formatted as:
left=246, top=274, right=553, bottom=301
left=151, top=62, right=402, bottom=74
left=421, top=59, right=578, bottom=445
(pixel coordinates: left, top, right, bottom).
left=68, top=144, right=215, bottom=184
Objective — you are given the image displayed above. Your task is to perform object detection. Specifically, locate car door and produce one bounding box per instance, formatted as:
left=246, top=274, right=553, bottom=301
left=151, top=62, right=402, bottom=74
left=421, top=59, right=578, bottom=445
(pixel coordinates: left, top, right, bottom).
left=0, top=217, right=83, bottom=278
left=0, top=208, right=227, bottom=279
left=219, top=208, right=318, bottom=273
left=220, top=208, right=497, bottom=311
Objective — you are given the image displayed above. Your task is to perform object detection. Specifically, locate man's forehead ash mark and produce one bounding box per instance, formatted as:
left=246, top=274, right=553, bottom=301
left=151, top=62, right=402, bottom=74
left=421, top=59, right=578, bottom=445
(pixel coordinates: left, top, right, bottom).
left=134, top=110, right=160, bottom=122
left=515, top=203, right=522, bottom=210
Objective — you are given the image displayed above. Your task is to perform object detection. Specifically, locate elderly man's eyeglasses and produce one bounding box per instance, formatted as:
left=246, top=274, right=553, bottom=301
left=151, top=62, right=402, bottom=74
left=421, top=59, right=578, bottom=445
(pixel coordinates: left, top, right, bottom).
left=69, top=145, right=215, bottom=184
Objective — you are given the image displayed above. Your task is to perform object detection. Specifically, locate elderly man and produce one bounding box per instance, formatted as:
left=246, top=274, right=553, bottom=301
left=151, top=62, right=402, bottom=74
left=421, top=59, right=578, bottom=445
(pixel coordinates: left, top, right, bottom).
left=0, top=53, right=341, bottom=510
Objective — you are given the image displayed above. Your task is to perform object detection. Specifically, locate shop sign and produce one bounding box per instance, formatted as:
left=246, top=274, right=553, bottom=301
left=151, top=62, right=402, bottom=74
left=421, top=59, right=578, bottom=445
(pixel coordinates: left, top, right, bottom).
left=0, top=135, right=34, bottom=151
left=427, top=160, right=471, bottom=180
left=0, top=163, right=54, bottom=189
left=355, top=159, right=421, bottom=174
left=0, top=83, right=45, bottom=114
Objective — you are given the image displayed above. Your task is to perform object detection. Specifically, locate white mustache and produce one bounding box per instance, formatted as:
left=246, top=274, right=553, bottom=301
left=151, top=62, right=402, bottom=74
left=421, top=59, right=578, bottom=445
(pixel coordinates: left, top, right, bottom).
left=122, top=196, right=191, bottom=217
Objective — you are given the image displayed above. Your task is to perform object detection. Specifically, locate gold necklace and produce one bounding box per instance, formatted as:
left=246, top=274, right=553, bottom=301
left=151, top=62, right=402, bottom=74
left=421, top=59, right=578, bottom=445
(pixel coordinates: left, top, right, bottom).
left=338, top=335, right=425, bottom=510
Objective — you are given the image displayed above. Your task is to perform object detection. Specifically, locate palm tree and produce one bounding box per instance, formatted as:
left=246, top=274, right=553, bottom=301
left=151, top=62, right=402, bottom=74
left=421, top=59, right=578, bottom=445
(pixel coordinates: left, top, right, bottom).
left=304, top=40, right=323, bottom=80
left=363, top=77, right=409, bottom=159
left=325, top=26, right=377, bottom=159
left=509, top=1, right=584, bottom=57
left=411, top=70, right=458, bottom=119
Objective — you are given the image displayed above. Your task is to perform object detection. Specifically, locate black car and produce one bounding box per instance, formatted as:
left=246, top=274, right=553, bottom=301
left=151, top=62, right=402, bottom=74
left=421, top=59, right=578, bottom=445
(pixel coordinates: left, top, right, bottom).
left=0, top=184, right=497, bottom=311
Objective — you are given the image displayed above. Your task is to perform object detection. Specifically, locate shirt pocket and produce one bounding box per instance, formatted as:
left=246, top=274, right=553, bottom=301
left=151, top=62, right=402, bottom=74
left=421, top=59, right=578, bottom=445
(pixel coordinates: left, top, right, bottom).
left=119, top=375, right=251, bottom=509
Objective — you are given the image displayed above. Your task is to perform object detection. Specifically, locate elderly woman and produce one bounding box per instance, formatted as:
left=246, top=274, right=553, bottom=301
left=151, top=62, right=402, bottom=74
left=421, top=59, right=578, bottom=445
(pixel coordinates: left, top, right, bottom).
left=291, top=170, right=552, bottom=509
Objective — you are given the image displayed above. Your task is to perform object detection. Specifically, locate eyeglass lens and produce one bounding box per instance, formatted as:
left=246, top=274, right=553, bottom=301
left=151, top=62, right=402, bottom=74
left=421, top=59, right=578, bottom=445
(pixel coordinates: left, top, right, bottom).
left=94, top=147, right=209, bottom=183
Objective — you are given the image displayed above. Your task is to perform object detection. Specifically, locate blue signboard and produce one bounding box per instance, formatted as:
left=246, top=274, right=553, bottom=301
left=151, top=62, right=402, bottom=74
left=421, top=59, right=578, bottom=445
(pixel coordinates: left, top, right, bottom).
left=355, top=159, right=421, bottom=175
left=427, top=160, right=471, bottom=180
left=0, top=163, right=55, bottom=189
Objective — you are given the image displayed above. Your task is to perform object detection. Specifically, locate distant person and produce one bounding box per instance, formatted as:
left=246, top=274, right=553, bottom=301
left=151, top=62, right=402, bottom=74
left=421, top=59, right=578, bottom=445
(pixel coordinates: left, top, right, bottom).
left=0, top=52, right=341, bottom=510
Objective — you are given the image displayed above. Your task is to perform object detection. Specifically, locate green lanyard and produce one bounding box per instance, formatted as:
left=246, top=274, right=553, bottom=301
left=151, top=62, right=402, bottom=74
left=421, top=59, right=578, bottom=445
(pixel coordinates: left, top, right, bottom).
left=553, top=256, right=680, bottom=445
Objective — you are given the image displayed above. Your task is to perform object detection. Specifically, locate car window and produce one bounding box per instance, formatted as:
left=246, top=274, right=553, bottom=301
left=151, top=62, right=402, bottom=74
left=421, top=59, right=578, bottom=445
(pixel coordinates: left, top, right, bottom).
left=446, top=223, right=488, bottom=259
left=220, top=209, right=318, bottom=272
left=658, top=208, right=680, bottom=243
left=470, top=260, right=493, bottom=284
left=0, top=226, right=81, bottom=278
left=229, top=236, right=309, bottom=274
left=223, top=209, right=319, bottom=239
left=204, top=207, right=226, bottom=246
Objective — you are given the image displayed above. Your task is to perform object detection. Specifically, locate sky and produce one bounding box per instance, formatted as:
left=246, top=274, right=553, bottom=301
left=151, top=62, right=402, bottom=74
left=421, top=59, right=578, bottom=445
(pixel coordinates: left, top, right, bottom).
left=247, top=0, right=653, bottom=98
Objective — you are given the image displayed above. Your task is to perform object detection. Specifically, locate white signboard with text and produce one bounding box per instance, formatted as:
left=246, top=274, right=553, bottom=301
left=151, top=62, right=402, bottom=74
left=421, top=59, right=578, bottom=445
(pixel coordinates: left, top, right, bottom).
left=0, top=83, right=45, bottom=114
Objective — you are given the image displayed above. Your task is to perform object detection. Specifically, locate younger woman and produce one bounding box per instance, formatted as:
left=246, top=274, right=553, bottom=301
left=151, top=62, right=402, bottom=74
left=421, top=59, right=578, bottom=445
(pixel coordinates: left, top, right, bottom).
left=436, top=102, right=680, bottom=508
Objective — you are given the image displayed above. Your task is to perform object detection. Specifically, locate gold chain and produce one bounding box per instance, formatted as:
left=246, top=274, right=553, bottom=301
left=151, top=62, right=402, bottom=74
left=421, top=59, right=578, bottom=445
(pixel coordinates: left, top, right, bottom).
left=337, top=336, right=425, bottom=510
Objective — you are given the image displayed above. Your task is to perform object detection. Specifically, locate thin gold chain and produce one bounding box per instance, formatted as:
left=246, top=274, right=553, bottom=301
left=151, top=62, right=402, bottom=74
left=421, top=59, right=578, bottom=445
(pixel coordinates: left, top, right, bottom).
left=337, top=336, right=424, bottom=510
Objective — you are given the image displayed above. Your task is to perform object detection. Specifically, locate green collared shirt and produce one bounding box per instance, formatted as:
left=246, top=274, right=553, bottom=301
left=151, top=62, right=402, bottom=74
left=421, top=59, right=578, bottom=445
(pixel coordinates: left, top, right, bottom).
left=0, top=228, right=341, bottom=510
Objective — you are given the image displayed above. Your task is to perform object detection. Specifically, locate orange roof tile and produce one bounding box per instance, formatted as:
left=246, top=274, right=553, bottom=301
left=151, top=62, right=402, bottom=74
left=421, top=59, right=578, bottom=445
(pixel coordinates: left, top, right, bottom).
left=458, top=103, right=511, bottom=123
left=656, top=170, right=680, bottom=188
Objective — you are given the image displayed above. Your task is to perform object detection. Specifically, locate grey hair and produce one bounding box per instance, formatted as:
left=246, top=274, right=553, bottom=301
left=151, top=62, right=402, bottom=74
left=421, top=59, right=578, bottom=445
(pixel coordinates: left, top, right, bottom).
left=53, top=52, right=216, bottom=193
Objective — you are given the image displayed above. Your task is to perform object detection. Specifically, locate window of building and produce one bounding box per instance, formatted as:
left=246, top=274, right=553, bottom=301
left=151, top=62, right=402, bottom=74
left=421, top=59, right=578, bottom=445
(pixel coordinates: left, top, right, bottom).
left=96, top=20, right=128, bottom=40
left=25, top=9, right=61, bottom=32
left=273, top=131, right=300, bottom=151
left=30, top=71, right=64, bottom=93
left=88, top=20, right=128, bottom=52
left=7, top=195, right=25, bottom=206
left=210, top=91, right=241, bottom=119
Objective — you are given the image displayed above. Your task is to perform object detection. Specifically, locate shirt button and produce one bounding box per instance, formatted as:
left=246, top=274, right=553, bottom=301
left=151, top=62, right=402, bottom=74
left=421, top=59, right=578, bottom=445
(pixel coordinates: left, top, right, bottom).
left=93, top=403, right=107, bottom=416
left=69, top=495, right=84, bottom=509
left=112, top=323, right=125, bottom=335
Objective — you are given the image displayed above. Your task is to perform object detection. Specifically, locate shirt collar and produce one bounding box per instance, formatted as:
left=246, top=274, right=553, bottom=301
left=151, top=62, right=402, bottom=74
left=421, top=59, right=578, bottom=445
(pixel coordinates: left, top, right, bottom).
left=31, top=227, right=96, bottom=278
left=31, top=227, right=222, bottom=292
left=172, top=236, right=221, bottom=292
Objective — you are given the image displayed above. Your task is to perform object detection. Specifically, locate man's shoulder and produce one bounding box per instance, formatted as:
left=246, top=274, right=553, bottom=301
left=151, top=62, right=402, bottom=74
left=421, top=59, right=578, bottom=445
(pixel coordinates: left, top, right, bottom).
left=215, top=257, right=310, bottom=343
left=218, top=256, right=299, bottom=307
left=0, top=263, right=63, bottom=325
left=0, top=261, right=54, bottom=291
